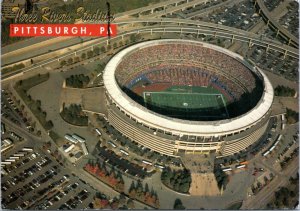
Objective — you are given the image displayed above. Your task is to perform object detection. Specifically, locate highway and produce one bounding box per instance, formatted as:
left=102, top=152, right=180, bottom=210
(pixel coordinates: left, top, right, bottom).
left=116, top=18, right=298, bottom=55
left=1, top=1, right=299, bottom=209
left=142, top=0, right=210, bottom=18
left=115, top=0, right=189, bottom=17
left=185, top=0, right=243, bottom=19
left=2, top=0, right=299, bottom=69
left=1, top=25, right=298, bottom=81
left=1, top=0, right=202, bottom=65
left=255, top=0, right=298, bottom=48
left=2, top=17, right=298, bottom=69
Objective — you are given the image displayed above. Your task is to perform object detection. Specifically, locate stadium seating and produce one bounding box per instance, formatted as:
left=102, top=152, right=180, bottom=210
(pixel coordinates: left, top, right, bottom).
left=115, top=43, right=258, bottom=102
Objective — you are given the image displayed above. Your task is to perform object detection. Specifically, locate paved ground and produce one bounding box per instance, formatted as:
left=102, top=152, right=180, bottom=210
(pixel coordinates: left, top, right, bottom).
left=189, top=173, right=220, bottom=196
left=60, top=86, right=107, bottom=114
left=2, top=2, right=297, bottom=207
left=263, top=69, right=299, bottom=91
left=241, top=122, right=299, bottom=209
left=27, top=70, right=99, bottom=154
left=1, top=122, right=96, bottom=210
left=21, top=56, right=298, bottom=210
left=276, top=96, right=299, bottom=111
left=241, top=155, right=298, bottom=209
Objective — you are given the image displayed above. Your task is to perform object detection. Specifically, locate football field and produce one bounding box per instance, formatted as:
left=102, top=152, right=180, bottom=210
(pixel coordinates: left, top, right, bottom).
left=143, top=86, right=229, bottom=119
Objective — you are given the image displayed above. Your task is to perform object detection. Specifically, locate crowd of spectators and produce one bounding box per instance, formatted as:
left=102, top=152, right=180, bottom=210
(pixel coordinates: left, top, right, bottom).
left=115, top=43, right=258, bottom=102
left=122, top=64, right=248, bottom=102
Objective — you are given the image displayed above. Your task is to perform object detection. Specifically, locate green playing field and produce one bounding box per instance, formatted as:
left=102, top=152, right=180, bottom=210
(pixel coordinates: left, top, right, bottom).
left=143, top=86, right=229, bottom=119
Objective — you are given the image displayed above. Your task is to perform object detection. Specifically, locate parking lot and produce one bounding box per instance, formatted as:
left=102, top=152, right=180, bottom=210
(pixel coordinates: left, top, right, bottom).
left=1, top=126, right=97, bottom=210
left=279, top=1, right=299, bottom=38
left=94, top=145, right=148, bottom=179
left=1, top=89, right=31, bottom=131
left=97, top=115, right=183, bottom=168
left=197, top=0, right=261, bottom=31
left=248, top=46, right=298, bottom=81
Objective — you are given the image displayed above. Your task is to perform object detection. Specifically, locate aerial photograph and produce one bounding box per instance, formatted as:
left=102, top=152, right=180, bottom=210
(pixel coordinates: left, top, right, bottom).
left=1, top=0, right=299, bottom=210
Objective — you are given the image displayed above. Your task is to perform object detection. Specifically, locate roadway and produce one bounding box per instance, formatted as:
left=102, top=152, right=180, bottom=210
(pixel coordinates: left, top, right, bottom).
left=116, top=18, right=298, bottom=55
left=2, top=0, right=299, bottom=67
left=142, top=0, right=211, bottom=18
left=1, top=17, right=298, bottom=71
left=1, top=0, right=217, bottom=60
left=1, top=0, right=201, bottom=65
left=185, top=0, right=243, bottom=19
left=3, top=107, right=152, bottom=209
left=241, top=157, right=298, bottom=209
left=255, top=0, right=298, bottom=48
left=1, top=26, right=298, bottom=82
left=115, top=0, right=190, bottom=18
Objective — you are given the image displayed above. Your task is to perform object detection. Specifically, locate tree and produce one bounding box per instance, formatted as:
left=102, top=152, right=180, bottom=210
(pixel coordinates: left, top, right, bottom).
left=36, top=99, right=41, bottom=107
left=129, top=188, right=136, bottom=198
left=81, top=53, right=86, bottom=60
left=94, top=46, right=100, bottom=55
left=126, top=199, right=135, bottom=209
left=87, top=50, right=94, bottom=58
left=174, top=199, right=185, bottom=210
left=113, top=42, right=118, bottom=49
left=67, top=57, right=73, bottom=65
left=144, top=183, right=149, bottom=193
left=119, top=194, right=126, bottom=205
left=129, top=181, right=135, bottom=193
left=135, top=34, right=142, bottom=41
left=286, top=108, right=299, bottom=124
left=130, top=34, right=136, bottom=42
left=60, top=60, right=67, bottom=66
left=274, top=85, right=296, bottom=97
left=289, top=191, right=296, bottom=197
left=110, top=199, right=119, bottom=209
left=37, top=130, right=42, bottom=136
left=179, top=183, right=190, bottom=193
left=101, top=46, right=106, bottom=53
left=74, top=56, right=80, bottom=63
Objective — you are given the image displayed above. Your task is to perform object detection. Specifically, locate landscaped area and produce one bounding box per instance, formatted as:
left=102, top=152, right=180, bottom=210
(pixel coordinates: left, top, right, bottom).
left=161, top=168, right=191, bottom=193
left=60, top=104, right=88, bottom=126
left=84, top=161, right=125, bottom=192
left=14, top=73, right=54, bottom=131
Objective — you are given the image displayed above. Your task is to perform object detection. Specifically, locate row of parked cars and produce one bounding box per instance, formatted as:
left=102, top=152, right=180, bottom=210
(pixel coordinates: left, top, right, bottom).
left=59, top=189, right=90, bottom=210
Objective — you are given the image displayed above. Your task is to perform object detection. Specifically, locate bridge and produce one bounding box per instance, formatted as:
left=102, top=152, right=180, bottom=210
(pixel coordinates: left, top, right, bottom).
left=254, top=0, right=298, bottom=48
left=1, top=1, right=299, bottom=80
left=2, top=18, right=298, bottom=67
left=115, top=0, right=211, bottom=18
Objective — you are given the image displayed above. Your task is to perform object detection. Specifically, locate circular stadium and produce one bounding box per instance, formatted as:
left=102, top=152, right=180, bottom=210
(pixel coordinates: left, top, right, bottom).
left=103, top=39, right=274, bottom=157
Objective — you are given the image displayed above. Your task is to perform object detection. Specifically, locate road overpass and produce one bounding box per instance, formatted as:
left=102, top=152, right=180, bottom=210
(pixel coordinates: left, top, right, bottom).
left=1, top=0, right=213, bottom=66
left=141, top=0, right=212, bottom=18
left=1, top=17, right=298, bottom=69
left=185, top=0, right=243, bottom=19
left=115, top=0, right=207, bottom=18
left=254, top=0, right=299, bottom=48
left=2, top=22, right=299, bottom=81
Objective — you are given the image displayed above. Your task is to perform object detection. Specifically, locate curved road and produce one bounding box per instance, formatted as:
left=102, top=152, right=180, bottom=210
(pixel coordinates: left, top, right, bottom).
left=255, top=0, right=298, bottom=48
left=1, top=25, right=298, bottom=81
left=1, top=18, right=298, bottom=68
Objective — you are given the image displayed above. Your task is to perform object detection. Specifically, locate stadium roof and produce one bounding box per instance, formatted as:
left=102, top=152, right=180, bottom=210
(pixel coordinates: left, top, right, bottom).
left=103, top=39, right=274, bottom=136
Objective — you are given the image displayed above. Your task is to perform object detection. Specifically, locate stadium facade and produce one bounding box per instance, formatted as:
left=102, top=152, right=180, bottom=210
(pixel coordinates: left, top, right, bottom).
left=103, top=39, right=274, bottom=157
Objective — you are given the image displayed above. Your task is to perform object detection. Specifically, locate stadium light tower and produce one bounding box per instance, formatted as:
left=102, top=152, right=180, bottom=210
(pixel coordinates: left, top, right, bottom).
left=106, top=1, right=112, bottom=42
left=24, top=0, right=33, bottom=14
